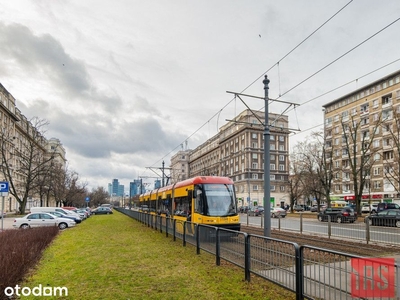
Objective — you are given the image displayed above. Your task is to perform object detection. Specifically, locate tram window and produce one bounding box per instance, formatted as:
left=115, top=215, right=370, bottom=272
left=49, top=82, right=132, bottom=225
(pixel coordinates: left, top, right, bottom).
left=174, top=197, right=190, bottom=216
left=194, top=187, right=204, bottom=214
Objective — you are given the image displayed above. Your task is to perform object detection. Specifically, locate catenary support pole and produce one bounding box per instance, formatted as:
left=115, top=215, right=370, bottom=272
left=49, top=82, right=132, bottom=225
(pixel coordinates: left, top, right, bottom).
left=263, top=75, right=271, bottom=238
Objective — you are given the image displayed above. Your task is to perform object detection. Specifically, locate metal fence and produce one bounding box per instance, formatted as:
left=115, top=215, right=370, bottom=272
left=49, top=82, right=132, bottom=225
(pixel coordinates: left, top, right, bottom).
left=117, top=208, right=399, bottom=300
left=244, top=213, right=400, bottom=246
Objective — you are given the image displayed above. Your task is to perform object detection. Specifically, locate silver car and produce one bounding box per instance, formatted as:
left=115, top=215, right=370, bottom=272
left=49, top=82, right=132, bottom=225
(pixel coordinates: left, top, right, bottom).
left=271, top=207, right=287, bottom=218
left=13, top=212, right=76, bottom=230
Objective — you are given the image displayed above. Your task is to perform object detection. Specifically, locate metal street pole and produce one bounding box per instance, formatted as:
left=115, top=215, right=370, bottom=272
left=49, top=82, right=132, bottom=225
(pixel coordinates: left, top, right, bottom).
left=263, top=75, right=271, bottom=237
left=1, top=196, right=4, bottom=231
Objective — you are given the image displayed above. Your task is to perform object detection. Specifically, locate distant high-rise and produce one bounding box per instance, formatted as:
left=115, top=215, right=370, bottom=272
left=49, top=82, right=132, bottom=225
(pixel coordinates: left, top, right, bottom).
left=109, top=179, right=124, bottom=197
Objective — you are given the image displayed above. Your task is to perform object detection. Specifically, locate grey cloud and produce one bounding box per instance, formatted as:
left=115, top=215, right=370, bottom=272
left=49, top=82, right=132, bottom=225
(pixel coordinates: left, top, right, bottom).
left=0, top=21, right=122, bottom=113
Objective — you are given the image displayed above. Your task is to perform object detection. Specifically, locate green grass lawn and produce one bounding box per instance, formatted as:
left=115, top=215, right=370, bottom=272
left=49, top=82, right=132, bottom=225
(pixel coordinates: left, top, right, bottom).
left=22, top=211, right=296, bottom=300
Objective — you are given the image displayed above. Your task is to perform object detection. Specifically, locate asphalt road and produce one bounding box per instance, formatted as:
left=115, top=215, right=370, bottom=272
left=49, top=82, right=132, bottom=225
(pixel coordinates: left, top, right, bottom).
left=0, top=217, right=15, bottom=230
left=239, top=213, right=400, bottom=245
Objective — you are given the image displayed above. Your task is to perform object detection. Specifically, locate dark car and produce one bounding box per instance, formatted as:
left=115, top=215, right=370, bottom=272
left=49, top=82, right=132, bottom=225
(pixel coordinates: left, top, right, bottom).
left=239, top=206, right=249, bottom=213
left=366, top=210, right=400, bottom=227
left=256, top=206, right=264, bottom=214
left=376, top=202, right=400, bottom=213
left=317, top=207, right=357, bottom=223
left=248, top=206, right=263, bottom=216
left=92, top=207, right=113, bottom=215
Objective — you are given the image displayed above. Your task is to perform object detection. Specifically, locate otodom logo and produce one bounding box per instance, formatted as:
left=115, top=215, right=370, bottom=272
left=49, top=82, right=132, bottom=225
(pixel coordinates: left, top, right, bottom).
left=4, top=284, right=68, bottom=297
left=350, top=258, right=397, bottom=298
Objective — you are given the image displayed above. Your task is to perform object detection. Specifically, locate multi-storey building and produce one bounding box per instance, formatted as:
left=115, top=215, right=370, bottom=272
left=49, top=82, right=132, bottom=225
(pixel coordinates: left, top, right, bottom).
left=109, top=179, right=124, bottom=197
left=323, top=69, right=400, bottom=203
left=0, top=83, right=65, bottom=211
left=170, top=147, right=191, bottom=183
left=170, top=109, right=290, bottom=208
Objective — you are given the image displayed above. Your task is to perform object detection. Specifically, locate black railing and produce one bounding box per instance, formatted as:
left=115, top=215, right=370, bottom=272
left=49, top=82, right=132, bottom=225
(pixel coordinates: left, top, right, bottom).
left=117, top=208, right=399, bottom=300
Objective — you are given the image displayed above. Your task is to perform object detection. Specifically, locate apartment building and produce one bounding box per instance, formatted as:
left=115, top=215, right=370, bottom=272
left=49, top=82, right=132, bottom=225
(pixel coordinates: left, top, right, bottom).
left=170, top=109, right=290, bottom=208
left=0, top=83, right=65, bottom=211
left=323, top=69, right=400, bottom=203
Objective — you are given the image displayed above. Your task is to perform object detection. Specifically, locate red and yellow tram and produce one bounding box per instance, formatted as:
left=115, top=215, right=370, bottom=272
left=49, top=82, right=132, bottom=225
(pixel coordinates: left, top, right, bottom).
left=139, top=176, right=240, bottom=231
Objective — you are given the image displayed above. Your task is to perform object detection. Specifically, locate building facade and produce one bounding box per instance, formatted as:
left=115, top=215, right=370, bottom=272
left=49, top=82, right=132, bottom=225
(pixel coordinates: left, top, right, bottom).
left=323, top=69, right=400, bottom=203
left=0, top=83, right=66, bottom=211
left=170, top=109, right=290, bottom=208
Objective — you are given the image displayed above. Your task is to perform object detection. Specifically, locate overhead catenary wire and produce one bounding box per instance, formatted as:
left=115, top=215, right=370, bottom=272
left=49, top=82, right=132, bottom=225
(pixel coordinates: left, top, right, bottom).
left=280, top=15, right=400, bottom=98
left=147, top=1, right=354, bottom=170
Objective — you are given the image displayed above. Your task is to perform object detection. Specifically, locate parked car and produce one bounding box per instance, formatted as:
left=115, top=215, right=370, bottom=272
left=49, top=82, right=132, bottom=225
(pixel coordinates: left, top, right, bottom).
left=300, top=205, right=311, bottom=211
left=101, top=204, right=113, bottom=210
left=71, top=209, right=87, bottom=220
left=76, top=209, right=90, bottom=218
left=46, top=211, right=82, bottom=224
left=311, top=205, right=327, bottom=212
left=376, top=202, right=400, bottom=213
left=248, top=206, right=263, bottom=216
left=13, top=212, right=76, bottom=229
left=271, top=207, right=286, bottom=218
left=317, top=207, right=357, bottom=223
left=293, top=205, right=304, bottom=212
left=361, top=204, right=378, bottom=214
left=365, top=210, right=400, bottom=227
left=239, top=206, right=249, bottom=213
left=91, top=207, right=113, bottom=215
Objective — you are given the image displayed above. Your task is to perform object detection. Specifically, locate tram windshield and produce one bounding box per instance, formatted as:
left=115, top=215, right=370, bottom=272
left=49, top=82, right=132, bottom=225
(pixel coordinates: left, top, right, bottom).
left=204, top=184, right=237, bottom=217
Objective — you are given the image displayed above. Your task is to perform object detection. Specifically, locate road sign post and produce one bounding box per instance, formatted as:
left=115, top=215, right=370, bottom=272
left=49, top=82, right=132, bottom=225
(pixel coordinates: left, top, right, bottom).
left=0, top=182, right=9, bottom=231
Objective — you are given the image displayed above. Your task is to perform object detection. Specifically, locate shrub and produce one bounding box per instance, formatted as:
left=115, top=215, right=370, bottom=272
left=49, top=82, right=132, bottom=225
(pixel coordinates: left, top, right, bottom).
left=0, top=227, right=59, bottom=299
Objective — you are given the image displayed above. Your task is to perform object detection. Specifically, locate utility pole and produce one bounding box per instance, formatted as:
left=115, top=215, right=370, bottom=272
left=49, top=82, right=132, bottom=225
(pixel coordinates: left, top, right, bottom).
left=263, top=75, right=271, bottom=238
left=226, top=76, right=299, bottom=238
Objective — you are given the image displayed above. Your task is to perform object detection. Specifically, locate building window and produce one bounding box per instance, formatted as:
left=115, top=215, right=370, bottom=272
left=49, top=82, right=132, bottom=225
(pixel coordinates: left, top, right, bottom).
left=270, top=164, right=275, bottom=170
left=383, top=151, right=394, bottom=160
left=270, top=144, right=275, bottom=150
left=270, top=175, right=275, bottom=180
left=279, top=135, right=284, bottom=142
left=279, top=155, right=284, bottom=161
left=253, top=185, right=258, bottom=191
left=382, top=95, right=392, bottom=105
left=373, top=181, right=381, bottom=189
left=279, top=145, right=285, bottom=151
left=252, top=133, right=257, bottom=139
left=270, top=185, right=275, bottom=191
left=252, top=162, right=258, bottom=169
left=279, top=164, right=285, bottom=171
left=280, top=186, right=285, bottom=192
left=270, top=135, right=275, bottom=140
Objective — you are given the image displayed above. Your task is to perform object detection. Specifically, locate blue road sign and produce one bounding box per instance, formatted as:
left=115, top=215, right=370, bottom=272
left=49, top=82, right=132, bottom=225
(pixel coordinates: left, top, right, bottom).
left=0, top=182, right=9, bottom=193
left=85, top=197, right=90, bottom=202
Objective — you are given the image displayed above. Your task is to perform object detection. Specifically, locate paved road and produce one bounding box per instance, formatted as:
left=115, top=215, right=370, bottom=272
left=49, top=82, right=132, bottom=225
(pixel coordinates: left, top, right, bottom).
left=239, top=213, right=400, bottom=245
left=0, top=217, right=16, bottom=230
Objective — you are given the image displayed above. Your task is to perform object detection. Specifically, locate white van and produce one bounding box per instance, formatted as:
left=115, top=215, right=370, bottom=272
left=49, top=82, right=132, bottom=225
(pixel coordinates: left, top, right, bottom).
left=30, top=207, right=82, bottom=220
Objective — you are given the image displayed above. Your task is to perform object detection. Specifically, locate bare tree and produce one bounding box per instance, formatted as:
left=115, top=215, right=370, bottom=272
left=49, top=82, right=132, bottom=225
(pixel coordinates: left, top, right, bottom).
left=288, top=154, right=305, bottom=213
left=341, top=114, right=382, bottom=215
left=382, top=107, right=400, bottom=196
left=0, top=118, right=56, bottom=214
left=89, top=187, right=109, bottom=207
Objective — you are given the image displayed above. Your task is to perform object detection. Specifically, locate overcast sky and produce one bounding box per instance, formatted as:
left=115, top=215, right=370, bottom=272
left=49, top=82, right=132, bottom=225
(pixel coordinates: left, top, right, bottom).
left=1, top=0, right=400, bottom=191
